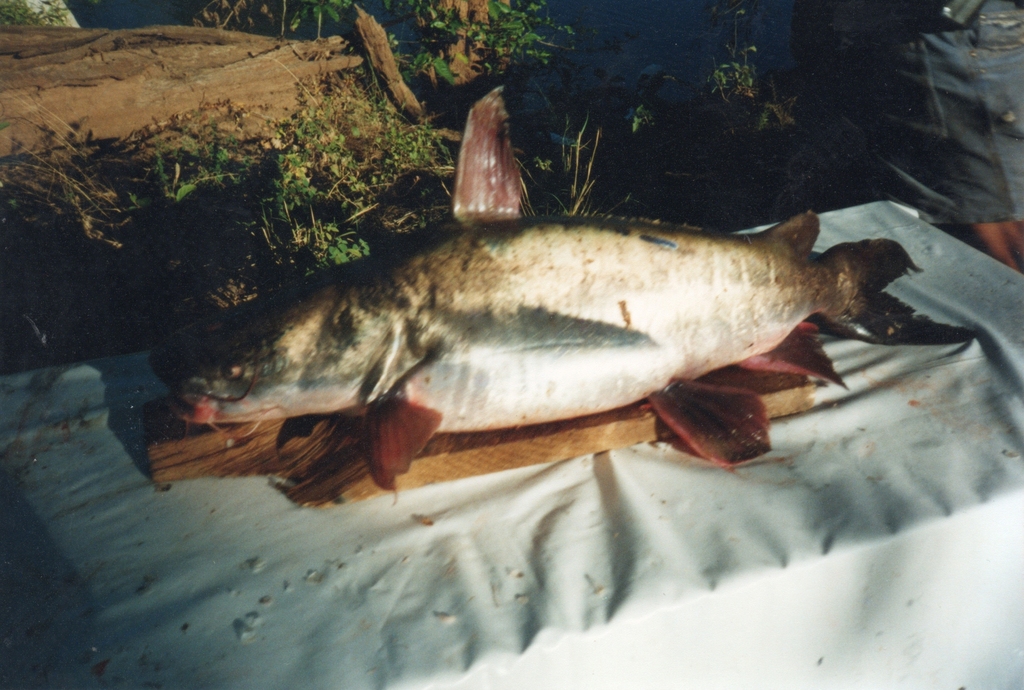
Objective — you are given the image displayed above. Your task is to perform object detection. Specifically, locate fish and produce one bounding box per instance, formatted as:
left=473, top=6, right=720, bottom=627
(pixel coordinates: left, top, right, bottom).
left=149, top=88, right=974, bottom=490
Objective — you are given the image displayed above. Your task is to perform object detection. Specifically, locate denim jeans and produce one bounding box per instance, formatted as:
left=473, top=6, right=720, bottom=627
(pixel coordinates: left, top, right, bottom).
left=793, top=1, right=1024, bottom=223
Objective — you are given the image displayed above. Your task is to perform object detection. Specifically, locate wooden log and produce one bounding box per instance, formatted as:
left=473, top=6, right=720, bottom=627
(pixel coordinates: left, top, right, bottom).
left=353, top=5, right=424, bottom=121
left=0, top=25, right=363, bottom=156
left=144, top=368, right=816, bottom=507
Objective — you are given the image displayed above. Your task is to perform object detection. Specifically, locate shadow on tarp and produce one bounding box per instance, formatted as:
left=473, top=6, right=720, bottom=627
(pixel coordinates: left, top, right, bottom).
left=93, top=351, right=165, bottom=480
left=0, top=469, right=98, bottom=687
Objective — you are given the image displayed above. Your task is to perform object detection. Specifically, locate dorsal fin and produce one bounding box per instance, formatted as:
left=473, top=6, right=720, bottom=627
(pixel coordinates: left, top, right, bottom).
left=756, top=211, right=820, bottom=258
left=452, top=87, right=522, bottom=223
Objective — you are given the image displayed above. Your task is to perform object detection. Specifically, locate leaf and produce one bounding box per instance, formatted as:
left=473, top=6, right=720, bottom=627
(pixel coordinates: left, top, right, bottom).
left=432, top=57, right=456, bottom=85
left=0, top=122, right=9, bottom=132
left=175, top=184, right=197, bottom=202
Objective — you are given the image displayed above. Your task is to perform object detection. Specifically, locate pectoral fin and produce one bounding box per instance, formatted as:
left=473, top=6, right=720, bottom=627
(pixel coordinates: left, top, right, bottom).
left=738, top=321, right=845, bottom=387
left=366, top=392, right=443, bottom=491
left=649, top=380, right=770, bottom=467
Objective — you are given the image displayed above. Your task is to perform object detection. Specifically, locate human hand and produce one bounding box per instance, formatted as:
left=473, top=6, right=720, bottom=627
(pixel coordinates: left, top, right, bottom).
left=972, top=221, right=1024, bottom=273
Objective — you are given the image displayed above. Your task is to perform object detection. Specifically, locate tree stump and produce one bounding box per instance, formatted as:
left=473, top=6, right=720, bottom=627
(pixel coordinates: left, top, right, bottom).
left=353, top=5, right=424, bottom=121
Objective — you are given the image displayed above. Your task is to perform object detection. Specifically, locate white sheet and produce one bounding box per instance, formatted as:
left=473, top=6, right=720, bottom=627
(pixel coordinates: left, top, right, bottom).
left=1, top=202, right=1022, bottom=689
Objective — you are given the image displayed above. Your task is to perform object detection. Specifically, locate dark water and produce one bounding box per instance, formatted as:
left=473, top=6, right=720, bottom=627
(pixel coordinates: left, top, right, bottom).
left=64, top=0, right=796, bottom=98
left=65, top=0, right=200, bottom=29
left=546, top=1, right=795, bottom=96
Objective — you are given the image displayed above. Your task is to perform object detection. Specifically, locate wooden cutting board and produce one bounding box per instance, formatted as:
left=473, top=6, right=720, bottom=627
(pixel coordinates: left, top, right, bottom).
left=143, top=368, right=816, bottom=507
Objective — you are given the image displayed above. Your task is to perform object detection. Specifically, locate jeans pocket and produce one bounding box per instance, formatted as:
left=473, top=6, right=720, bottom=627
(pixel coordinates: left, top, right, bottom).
left=976, top=9, right=1024, bottom=52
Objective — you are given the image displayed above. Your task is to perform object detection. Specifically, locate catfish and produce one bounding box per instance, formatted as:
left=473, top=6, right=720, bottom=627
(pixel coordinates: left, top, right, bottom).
left=150, top=89, right=973, bottom=489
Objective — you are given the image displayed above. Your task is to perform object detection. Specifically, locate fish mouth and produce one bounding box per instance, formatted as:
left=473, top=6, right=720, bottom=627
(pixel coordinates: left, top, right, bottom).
left=169, top=372, right=260, bottom=424
left=170, top=394, right=271, bottom=425
left=169, top=395, right=223, bottom=425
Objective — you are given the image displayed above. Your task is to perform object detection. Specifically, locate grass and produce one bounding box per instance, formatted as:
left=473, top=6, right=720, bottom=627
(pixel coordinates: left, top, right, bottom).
left=4, top=141, right=129, bottom=248
left=560, top=122, right=601, bottom=216
left=119, top=72, right=454, bottom=271
left=258, top=78, right=452, bottom=265
left=522, top=119, right=606, bottom=218
left=0, top=0, right=69, bottom=26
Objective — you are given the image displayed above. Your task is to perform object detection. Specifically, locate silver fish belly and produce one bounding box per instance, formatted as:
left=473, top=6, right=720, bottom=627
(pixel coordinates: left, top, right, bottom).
left=391, top=220, right=819, bottom=432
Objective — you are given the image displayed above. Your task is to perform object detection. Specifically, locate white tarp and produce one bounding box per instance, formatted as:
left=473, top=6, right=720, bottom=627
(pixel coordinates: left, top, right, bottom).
left=1, top=202, right=1022, bottom=689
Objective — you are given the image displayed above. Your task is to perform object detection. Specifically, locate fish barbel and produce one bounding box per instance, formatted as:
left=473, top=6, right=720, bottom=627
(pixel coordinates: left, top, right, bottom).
left=150, top=89, right=973, bottom=490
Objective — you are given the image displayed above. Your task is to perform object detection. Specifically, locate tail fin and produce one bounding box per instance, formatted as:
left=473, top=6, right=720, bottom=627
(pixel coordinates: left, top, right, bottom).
left=814, top=239, right=975, bottom=345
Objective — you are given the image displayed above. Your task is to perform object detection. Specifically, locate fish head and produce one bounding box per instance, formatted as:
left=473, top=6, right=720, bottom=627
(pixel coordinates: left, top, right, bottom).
left=149, top=284, right=379, bottom=425
left=150, top=312, right=274, bottom=424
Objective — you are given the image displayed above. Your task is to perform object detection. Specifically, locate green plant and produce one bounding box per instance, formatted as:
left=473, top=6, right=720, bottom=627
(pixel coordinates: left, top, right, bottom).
left=706, top=1, right=763, bottom=102
left=476, top=1, right=564, bottom=71
left=709, top=45, right=757, bottom=101
left=629, top=104, right=654, bottom=133
left=259, top=86, right=451, bottom=266
left=195, top=0, right=275, bottom=32
left=127, top=192, right=151, bottom=210
left=383, top=0, right=571, bottom=85
left=755, top=78, right=797, bottom=130
left=757, top=97, right=797, bottom=130
left=707, top=0, right=762, bottom=55
left=293, top=0, right=353, bottom=39
left=135, top=77, right=450, bottom=270
left=151, top=119, right=251, bottom=202
left=0, top=0, right=69, bottom=25
left=195, top=0, right=355, bottom=38
left=326, top=230, right=370, bottom=264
